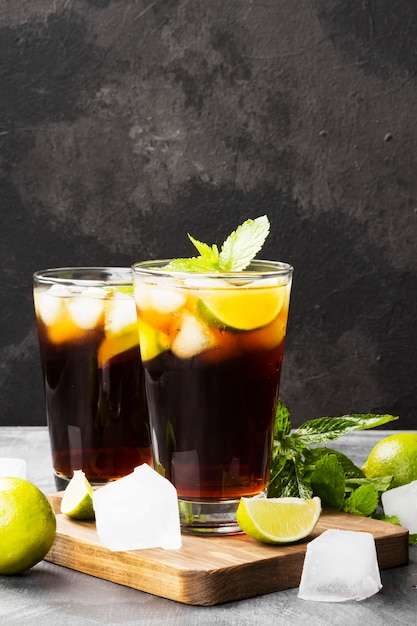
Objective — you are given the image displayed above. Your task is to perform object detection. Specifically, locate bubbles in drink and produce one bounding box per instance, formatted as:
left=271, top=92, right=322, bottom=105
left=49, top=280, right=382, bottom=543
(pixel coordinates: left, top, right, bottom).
left=298, top=529, right=382, bottom=602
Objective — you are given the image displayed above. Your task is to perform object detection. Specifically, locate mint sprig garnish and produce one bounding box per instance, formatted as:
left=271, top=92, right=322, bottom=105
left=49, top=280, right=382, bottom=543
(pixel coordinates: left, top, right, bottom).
left=163, top=215, right=270, bottom=272
left=268, top=402, right=399, bottom=521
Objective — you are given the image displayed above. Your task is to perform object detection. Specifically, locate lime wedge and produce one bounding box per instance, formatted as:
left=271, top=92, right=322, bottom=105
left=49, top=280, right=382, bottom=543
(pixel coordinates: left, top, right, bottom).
left=236, top=496, right=321, bottom=544
left=197, top=286, right=286, bottom=331
left=97, top=323, right=139, bottom=367
left=137, top=319, right=170, bottom=361
left=60, top=470, right=95, bottom=520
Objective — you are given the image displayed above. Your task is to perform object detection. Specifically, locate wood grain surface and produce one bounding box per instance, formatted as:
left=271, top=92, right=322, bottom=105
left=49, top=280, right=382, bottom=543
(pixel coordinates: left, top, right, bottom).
left=46, top=492, right=409, bottom=606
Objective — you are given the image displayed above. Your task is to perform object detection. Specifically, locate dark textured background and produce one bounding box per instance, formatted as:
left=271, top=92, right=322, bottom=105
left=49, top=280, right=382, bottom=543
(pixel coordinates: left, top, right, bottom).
left=1, top=0, right=416, bottom=428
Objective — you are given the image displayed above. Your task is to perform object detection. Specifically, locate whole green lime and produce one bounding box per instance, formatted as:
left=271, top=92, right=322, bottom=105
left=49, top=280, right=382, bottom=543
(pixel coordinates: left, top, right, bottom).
left=362, top=433, right=417, bottom=488
left=0, top=477, right=56, bottom=575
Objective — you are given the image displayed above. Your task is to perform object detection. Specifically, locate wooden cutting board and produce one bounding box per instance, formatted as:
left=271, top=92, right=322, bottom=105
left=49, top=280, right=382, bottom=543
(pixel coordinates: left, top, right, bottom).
left=45, top=492, right=409, bottom=606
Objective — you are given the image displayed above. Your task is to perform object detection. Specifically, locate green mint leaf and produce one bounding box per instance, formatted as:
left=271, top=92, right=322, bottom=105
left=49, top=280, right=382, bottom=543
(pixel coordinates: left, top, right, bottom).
left=104, top=285, right=134, bottom=296
left=409, top=534, right=417, bottom=545
left=345, top=475, right=393, bottom=493
left=374, top=512, right=401, bottom=525
left=218, top=215, right=270, bottom=271
left=163, top=215, right=270, bottom=272
left=163, top=257, right=219, bottom=272
left=292, top=413, right=399, bottom=446
left=268, top=457, right=312, bottom=498
left=310, top=454, right=345, bottom=509
left=268, top=458, right=296, bottom=497
left=343, top=483, right=379, bottom=517
left=188, top=235, right=220, bottom=265
left=274, top=398, right=291, bottom=439
left=307, top=447, right=364, bottom=479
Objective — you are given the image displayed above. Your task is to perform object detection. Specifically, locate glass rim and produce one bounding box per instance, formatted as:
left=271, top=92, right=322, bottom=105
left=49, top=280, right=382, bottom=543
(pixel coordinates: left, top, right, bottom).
left=131, top=258, right=293, bottom=279
left=33, top=266, right=133, bottom=286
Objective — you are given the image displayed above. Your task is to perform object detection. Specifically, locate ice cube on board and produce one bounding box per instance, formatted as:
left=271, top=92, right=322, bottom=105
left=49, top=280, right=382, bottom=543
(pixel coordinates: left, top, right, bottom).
left=382, top=480, right=417, bottom=533
left=93, top=464, right=182, bottom=551
left=298, top=529, right=382, bottom=602
left=0, top=457, right=27, bottom=479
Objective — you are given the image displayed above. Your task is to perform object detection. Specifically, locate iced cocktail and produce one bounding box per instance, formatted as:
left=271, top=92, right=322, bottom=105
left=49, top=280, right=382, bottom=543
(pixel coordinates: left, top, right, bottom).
left=132, top=218, right=292, bottom=534
left=33, top=267, right=152, bottom=489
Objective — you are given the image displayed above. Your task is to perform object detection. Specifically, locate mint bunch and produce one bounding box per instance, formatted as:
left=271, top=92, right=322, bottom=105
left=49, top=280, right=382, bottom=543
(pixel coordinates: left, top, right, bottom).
left=268, top=400, right=398, bottom=518
left=163, top=215, right=270, bottom=272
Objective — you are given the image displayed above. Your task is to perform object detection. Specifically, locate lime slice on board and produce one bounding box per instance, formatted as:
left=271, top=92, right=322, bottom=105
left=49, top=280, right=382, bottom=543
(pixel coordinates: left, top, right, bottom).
left=197, top=286, right=286, bottom=331
left=236, top=496, right=321, bottom=544
left=60, top=470, right=95, bottom=520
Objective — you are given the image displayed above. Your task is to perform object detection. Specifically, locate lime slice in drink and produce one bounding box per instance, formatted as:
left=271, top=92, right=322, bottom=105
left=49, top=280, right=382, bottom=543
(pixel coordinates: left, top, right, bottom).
left=236, top=496, right=321, bottom=544
left=98, top=323, right=139, bottom=367
left=60, top=470, right=95, bottom=520
left=137, top=319, right=170, bottom=361
left=98, top=292, right=141, bottom=366
left=197, top=285, right=286, bottom=331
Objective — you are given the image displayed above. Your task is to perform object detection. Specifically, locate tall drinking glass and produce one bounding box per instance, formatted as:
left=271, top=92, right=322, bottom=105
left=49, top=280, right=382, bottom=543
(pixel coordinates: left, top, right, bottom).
left=132, top=259, right=293, bottom=534
left=33, top=267, right=152, bottom=490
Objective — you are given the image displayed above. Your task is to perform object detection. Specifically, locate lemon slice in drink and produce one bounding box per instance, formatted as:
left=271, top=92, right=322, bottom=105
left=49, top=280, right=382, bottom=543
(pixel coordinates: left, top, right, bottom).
left=197, top=286, right=286, bottom=331
left=60, top=470, right=95, bottom=520
left=236, top=496, right=321, bottom=544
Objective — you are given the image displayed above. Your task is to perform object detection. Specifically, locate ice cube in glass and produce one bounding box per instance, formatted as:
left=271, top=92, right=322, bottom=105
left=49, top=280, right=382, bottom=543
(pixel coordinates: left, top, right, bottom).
left=171, top=312, right=215, bottom=358
left=104, top=292, right=137, bottom=334
left=298, top=529, right=382, bottom=602
left=67, top=295, right=104, bottom=329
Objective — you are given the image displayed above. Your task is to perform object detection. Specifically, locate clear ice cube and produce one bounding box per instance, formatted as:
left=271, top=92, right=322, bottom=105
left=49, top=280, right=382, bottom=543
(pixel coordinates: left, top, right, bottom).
left=382, top=480, right=417, bottom=533
left=93, top=464, right=182, bottom=551
left=67, top=296, right=104, bottom=329
left=0, top=457, right=27, bottom=479
left=298, top=529, right=382, bottom=602
left=34, top=290, right=65, bottom=326
left=105, top=293, right=137, bottom=334
left=171, top=312, right=215, bottom=358
left=136, top=283, right=186, bottom=313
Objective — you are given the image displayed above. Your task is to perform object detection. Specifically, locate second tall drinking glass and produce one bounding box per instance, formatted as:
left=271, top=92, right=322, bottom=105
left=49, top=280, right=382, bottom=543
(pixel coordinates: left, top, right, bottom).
left=34, top=267, right=152, bottom=489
